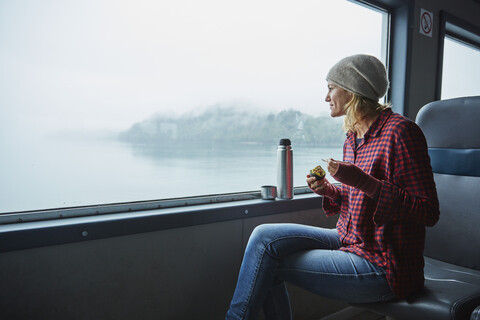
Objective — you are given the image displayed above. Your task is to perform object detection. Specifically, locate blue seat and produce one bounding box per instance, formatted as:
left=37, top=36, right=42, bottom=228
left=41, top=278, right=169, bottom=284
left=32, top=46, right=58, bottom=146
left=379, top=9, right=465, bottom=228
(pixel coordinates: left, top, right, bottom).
left=355, top=96, right=480, bottom=320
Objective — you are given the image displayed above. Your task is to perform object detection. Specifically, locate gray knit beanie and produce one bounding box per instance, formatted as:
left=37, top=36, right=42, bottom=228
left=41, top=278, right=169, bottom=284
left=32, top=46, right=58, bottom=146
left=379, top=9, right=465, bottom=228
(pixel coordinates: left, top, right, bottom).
left=326, top=54, right=389, bottom=101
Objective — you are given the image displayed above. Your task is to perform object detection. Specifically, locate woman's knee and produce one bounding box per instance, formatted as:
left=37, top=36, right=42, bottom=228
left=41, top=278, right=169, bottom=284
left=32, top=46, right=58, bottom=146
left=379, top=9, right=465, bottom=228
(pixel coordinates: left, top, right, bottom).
left=249, top=224, right=278, bottom=245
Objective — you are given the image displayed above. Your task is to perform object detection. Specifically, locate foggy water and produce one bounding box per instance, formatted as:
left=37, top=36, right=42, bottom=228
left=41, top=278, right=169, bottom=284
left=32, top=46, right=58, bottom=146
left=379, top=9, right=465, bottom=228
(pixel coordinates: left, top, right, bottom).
left=0, top=135, right=342, bottom=213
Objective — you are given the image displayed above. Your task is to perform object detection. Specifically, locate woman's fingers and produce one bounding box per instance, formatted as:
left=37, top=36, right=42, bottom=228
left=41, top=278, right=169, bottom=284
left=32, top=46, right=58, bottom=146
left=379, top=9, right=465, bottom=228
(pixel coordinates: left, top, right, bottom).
left=326, top=158, right=340, bottom=176
left=307, top=176, right=326, bottom=190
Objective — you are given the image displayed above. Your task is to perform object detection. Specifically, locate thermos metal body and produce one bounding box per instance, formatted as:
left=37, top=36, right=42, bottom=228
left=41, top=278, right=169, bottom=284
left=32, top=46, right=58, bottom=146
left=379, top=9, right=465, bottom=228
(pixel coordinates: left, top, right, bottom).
left=277, top=139, right=293, bottom=199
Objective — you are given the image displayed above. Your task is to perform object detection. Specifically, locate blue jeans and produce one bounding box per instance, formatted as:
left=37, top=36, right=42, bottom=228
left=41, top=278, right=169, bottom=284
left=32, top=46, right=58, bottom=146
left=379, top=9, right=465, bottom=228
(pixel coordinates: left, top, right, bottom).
left=225, top=223, right=395, bottom=320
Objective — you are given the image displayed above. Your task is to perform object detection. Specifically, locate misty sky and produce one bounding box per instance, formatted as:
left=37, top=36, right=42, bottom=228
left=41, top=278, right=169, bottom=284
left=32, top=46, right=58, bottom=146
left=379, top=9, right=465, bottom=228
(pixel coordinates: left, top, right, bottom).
left=0, top=0, right=385, bottom=136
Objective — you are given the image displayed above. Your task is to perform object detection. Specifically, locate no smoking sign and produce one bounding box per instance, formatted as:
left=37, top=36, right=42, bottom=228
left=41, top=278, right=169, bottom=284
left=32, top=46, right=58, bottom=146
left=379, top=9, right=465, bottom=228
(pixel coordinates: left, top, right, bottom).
left=420, top=8, right=433, bottom=37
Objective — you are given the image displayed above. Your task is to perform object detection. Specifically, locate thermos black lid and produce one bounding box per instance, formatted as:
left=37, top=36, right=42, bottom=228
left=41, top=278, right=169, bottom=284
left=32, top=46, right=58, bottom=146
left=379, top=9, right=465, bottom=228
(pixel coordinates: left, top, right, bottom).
left=279, top=138, right=291, bottom=146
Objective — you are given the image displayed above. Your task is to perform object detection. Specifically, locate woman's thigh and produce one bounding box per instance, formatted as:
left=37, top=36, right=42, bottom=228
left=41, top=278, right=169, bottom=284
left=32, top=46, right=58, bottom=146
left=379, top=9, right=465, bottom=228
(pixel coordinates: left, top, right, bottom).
left=247, top=223, right=342, bottom=258
left=277, top=250, right=395, bottom=303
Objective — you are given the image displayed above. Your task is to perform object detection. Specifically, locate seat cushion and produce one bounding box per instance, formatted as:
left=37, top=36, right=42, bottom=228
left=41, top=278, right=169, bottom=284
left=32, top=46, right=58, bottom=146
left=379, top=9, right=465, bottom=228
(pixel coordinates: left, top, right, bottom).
left=355, top=257, right=480, bottom=320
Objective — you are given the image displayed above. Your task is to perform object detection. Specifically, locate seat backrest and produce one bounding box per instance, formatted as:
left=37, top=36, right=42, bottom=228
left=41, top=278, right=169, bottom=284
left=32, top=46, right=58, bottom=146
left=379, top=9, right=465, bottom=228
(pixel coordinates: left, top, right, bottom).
left=416, top=96, right=480, bottom=271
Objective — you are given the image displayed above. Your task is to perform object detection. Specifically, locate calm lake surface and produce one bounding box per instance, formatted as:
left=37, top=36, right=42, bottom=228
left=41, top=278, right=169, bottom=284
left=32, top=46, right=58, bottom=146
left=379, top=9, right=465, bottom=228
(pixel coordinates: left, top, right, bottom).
left=0, top=135, right=343, bottom=213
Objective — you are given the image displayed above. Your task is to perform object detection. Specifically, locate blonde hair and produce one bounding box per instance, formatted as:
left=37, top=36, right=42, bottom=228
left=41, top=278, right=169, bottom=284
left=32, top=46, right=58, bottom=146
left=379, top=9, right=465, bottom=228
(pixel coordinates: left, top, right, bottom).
left=343, top=95, right=391, bottom=133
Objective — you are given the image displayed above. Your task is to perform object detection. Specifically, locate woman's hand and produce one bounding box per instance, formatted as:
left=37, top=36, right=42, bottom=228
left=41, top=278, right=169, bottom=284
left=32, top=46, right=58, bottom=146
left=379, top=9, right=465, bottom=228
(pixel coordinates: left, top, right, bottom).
left=329, top=159, right=382, bottom=199
left=325, top=158, right=339, bottom=176
left=306, top=175, right=339, bottom=200
left=306, top=175, right=327, bottom=192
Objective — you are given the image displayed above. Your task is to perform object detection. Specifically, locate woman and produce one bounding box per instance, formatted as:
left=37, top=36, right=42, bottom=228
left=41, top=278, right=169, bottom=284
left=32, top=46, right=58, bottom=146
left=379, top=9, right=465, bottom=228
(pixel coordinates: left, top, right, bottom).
left=225, top=54, right=439, bottom=320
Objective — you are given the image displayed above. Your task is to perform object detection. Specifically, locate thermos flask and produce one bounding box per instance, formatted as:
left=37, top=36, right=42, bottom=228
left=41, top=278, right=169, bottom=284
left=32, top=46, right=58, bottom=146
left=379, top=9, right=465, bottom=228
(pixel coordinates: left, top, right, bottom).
left=277, top=138, right=293, bottom=199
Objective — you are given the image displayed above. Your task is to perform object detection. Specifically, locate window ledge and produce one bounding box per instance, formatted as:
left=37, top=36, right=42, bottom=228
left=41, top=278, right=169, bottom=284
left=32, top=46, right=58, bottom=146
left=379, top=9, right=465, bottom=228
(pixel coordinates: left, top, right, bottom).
left=0, top=192, right=324, bottom=253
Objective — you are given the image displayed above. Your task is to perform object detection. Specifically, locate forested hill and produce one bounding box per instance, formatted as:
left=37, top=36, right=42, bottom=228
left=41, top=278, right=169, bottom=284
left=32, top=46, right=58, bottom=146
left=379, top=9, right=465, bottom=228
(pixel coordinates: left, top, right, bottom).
left=118, top=104, right=345, bottom=146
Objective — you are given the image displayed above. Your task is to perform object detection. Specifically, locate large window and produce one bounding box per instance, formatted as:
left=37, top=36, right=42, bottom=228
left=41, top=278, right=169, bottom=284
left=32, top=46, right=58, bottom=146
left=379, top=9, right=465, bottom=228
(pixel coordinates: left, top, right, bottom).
left=0, top=0, right=388, bottom=213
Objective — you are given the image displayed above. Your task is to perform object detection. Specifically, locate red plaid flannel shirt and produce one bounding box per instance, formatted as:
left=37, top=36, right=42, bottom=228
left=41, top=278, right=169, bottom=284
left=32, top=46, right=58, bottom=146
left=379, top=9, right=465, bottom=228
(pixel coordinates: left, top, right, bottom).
left=323, top=108, right=439, bottom=299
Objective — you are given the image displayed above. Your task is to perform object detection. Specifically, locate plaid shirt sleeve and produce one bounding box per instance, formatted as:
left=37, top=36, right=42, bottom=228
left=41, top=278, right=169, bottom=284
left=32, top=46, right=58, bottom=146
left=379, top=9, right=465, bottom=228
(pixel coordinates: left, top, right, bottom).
left=322, top=109, right=440, bottom=299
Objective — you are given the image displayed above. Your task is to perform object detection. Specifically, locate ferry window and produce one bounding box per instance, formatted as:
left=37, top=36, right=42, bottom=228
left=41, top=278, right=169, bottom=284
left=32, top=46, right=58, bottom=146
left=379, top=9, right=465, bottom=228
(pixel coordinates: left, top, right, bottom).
left=439, top=14, right=480, bottom=100
left=0, top=0, right=388, bottom=213
left=441, top=36, right=480, bottom=99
